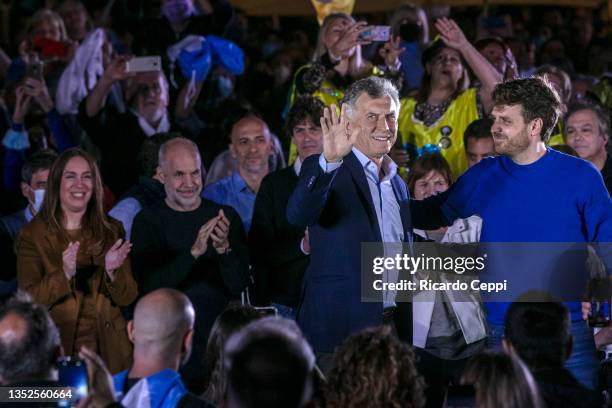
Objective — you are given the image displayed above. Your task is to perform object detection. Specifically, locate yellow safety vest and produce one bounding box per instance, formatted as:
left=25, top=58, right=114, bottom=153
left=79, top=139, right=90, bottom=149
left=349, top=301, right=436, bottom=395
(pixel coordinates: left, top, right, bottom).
left=547, top=122, right=564, bottom=146
left=398, top=88, right=479, bottom=178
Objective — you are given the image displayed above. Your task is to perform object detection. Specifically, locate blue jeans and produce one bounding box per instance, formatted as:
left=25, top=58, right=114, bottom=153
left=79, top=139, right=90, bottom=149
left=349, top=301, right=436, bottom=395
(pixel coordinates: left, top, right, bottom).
left=487, top=322, right=598, bottom=390
left=272, top=303, right=296, bottom=320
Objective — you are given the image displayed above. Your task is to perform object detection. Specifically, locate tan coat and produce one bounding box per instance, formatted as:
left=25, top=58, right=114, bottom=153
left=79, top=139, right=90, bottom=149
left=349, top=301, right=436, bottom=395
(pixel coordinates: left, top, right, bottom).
left=16, top=217, right=137, bottom=374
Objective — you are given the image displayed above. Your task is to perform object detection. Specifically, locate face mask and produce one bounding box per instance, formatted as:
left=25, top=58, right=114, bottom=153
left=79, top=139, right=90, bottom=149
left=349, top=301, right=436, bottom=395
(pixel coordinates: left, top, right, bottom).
left=217, top=75, right=233, bottom=98
left=32, top=188, right=45, bottom=213
left=162, top=0, right=194, bottom=25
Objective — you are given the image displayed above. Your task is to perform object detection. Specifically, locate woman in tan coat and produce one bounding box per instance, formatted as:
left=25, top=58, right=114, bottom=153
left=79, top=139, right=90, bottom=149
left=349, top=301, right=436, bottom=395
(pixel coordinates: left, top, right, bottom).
left=16, top=148, right=137, bottom=373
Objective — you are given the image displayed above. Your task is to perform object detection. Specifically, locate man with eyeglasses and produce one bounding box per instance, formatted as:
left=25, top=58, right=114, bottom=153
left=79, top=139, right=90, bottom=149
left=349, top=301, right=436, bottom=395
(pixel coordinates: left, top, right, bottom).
left=78, top=56, right=196, bottom=197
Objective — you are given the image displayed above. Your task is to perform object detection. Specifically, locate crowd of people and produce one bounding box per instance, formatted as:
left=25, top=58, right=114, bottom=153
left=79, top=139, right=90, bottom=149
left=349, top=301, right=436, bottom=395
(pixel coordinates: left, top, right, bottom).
left=1, top=0, right=612, bottom=407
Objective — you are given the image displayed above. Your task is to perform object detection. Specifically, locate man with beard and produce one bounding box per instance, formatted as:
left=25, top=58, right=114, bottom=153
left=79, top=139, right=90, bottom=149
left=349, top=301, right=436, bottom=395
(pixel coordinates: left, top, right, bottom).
left=411, top=76, right=612, bottom=389
left=203, top=114, right=273, bottom=233
left=131, top=137, right=249, bottom=390
left=78, top=57, right=196, bottom=197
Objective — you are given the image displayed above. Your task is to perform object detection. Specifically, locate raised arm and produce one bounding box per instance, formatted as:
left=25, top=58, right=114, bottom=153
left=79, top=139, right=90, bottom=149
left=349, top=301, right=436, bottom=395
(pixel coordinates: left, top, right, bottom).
left=85, top=56, right=129, bottom=118
left=435, top=18, right=502, bottom=113
left=287, top=103, right=357, bottom=227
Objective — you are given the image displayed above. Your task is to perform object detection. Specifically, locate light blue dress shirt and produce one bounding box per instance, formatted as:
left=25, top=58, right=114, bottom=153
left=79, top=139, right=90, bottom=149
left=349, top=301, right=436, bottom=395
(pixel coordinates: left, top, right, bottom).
left=319, top=148, right=404, bottom=308
left=202, top=171, right=255, bottom=233
left=108, top=198, right=142, bottom=240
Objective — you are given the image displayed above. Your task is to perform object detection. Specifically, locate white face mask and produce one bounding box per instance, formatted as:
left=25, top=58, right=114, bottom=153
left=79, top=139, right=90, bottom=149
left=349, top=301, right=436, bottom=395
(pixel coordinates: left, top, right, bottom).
left=32, top=188, right=45, bottom=214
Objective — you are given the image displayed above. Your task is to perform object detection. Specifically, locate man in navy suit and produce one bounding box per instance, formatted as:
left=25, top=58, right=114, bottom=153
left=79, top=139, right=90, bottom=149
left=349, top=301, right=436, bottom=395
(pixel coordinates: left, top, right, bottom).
left=287, top=77, right=412, bottom=372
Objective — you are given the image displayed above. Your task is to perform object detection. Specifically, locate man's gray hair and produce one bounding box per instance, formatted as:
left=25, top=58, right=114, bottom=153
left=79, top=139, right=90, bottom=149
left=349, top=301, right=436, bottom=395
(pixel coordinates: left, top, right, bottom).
left=341, top=76, right=400, bottom=118
left=563, top=100, right=611, bottom=139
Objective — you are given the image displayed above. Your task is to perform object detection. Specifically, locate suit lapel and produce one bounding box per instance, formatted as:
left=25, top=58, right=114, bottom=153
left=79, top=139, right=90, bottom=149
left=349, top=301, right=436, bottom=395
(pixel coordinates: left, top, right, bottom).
left=344, top=152, right=382, bottom=241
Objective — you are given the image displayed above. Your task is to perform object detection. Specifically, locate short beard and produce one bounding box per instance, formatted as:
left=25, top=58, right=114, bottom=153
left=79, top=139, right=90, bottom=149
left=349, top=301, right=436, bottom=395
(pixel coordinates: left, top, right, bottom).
left=495, top=128, right=531, bottom=157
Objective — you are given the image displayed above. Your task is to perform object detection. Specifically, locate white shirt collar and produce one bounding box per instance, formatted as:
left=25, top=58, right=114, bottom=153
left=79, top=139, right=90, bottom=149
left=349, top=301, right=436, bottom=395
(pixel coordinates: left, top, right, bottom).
left=293, top=157, right=303, bottom=176
left=131, top=109, right=171, bottom=137
left=352, top=147, right=397, bottom=182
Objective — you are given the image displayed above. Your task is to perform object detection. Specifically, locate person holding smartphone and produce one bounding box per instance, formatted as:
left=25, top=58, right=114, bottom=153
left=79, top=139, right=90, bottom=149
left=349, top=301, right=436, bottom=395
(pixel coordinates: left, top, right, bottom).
left=286, top=12, right=404, bottom=164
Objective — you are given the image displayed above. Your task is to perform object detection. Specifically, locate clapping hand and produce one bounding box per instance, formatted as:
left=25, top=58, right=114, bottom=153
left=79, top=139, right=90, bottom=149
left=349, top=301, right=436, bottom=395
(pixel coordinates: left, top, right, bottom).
left=321, top=103, right=358, bottom=163
left=104, top=239, right=132, bottom=280
left=435, top=18, right=469, bottom=51
left=211, top=209, right=230, bottom=254
left=63, top=241, right=80, bottom=280
left=191, top=216, right=219, bottom=259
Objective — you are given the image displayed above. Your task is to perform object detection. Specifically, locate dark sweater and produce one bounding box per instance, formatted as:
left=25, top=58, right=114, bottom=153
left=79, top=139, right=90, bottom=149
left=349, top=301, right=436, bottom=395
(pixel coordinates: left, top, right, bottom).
left=131, top=199, right=249, bottom=297
left=121, top=176, right=166, bottom=207
left=249, top=166, right=309, bottom=307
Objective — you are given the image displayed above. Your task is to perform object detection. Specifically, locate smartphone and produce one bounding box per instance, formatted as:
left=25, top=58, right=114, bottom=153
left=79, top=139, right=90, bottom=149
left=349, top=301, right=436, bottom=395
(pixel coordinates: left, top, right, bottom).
left=32, top=37, right=69, bottom=59
left=255, top=306, right=278, bottom=317
left=57, top=357, right=88, bottom=403
left=360, top=26, right=391, bottom=42
left=127, top=56, right=162, bottom=73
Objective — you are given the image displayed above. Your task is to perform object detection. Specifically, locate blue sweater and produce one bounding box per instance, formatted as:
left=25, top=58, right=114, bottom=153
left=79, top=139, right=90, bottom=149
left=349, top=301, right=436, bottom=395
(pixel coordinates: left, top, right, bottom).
left=418, top=148, right=612, bottom=324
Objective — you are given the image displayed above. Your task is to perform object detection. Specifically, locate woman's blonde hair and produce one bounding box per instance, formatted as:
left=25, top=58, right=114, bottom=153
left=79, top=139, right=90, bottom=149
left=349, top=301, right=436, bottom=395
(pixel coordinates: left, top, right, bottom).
left=313, top=13, right=372, bottom=79
left=27, top=9, right=68, bottom=42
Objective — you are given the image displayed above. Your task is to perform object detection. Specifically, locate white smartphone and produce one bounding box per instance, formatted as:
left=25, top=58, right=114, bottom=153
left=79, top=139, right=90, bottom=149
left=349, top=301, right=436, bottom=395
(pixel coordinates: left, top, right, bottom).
left=126, top=56, right=161, bottom=73
left=360, top=26, right=391, bottom=42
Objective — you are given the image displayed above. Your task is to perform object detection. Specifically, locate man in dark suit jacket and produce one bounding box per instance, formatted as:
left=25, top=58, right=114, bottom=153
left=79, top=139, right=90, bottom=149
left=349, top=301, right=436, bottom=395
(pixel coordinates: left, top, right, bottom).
left=249, top=96, right=325, bottom=318
left=287, top=77, right=412, bottom=371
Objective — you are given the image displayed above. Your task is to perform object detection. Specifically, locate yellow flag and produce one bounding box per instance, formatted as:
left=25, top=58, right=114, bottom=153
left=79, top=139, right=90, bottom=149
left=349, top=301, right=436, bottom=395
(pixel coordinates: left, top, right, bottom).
left=310, top=0, right=355, bottom=25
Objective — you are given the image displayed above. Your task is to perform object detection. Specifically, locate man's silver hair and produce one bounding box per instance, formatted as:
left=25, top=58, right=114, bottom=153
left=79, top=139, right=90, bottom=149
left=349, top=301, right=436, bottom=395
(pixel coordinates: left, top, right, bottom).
left=341, top=76, right=400, bottom=119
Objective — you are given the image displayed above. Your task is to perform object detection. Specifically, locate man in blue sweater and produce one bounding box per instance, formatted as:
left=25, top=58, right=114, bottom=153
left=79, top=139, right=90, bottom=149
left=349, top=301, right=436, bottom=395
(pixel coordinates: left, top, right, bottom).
left=411, top=76, right=612, bottom=389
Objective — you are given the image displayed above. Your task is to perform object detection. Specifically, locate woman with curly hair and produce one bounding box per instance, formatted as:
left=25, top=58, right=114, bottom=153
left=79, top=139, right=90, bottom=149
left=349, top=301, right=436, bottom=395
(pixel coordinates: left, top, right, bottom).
left=325, top=325, right=425, bottom=408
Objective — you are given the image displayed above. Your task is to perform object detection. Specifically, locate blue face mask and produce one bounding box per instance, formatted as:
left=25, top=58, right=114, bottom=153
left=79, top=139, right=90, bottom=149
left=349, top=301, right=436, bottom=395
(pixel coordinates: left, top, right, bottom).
left=217, top=75, right=233, bottom=98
